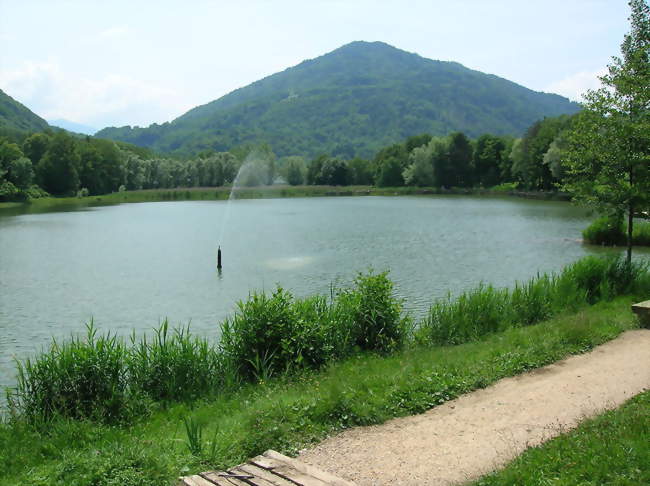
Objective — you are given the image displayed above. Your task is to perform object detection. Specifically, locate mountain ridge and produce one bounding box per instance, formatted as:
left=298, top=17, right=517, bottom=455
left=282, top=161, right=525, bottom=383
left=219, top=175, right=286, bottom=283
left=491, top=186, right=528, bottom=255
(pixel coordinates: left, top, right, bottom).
left=0, top=89, right=50, bottom=134
left=96, top=41, right=581, bottom=158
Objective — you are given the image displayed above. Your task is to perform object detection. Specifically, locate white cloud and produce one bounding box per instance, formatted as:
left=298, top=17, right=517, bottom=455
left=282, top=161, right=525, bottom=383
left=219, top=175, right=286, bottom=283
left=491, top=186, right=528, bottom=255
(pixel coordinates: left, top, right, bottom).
left=545, top=68, right=608, bottom=102
left=97, top=25, right=129, bottom=40
left=0, top=60, right=187, bottom=128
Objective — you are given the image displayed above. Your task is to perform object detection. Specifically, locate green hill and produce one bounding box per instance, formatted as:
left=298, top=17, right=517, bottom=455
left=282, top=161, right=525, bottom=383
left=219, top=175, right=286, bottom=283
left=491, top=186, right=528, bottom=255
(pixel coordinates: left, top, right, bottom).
left=96, top=41, right=581, bottom=158
left=0, top=89, right=50, bottom=134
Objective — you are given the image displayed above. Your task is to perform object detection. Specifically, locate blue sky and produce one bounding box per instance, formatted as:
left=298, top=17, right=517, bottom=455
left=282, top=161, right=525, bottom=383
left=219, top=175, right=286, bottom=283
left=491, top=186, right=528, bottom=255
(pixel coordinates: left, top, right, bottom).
left=0, top=0, right=632, bottom=131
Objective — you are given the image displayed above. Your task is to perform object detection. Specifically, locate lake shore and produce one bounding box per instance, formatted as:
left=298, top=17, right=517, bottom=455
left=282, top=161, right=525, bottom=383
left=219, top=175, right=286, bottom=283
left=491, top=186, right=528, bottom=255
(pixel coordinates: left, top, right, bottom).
left=2, top=256, right=649, bottom=485
left=1, top=296, right=644, bottom=485
left=0, top=185, right=571, bottom=214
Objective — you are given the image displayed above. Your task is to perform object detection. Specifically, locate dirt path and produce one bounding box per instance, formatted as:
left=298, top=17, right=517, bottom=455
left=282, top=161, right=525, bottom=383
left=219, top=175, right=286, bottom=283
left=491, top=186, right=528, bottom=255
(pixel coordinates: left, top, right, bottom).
left=298, top=329, right=650, bottom=485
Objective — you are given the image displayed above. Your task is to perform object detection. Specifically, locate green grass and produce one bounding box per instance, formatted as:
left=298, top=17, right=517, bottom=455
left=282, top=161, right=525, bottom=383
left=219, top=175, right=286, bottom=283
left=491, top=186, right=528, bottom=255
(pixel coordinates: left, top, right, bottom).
left=418, top=255, right=647, bottom=345
left=473, top=389, right=650, bottom=486
left=0, top=297, right=641, bottom=485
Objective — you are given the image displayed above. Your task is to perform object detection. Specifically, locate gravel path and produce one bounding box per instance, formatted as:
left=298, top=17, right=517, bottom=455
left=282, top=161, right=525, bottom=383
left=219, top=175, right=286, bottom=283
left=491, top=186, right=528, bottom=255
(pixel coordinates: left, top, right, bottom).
left=298, top=329, right=650, bottom=485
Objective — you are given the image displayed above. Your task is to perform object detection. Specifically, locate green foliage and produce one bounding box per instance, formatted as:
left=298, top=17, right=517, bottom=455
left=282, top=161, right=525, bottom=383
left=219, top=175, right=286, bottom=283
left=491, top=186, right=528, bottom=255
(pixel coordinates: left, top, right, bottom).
left=0, top=88, right=50, bottom=133
left=473, top=134, right=507, bottom=187
left=282, top=156, right=306, bottom=185
left=36, top=131, right=81, bottom=195
left=128, top=321, right=224, bottom=402
left=582, top=215, right=626, bottom=245
left=583, top=215, right=650, bottom=247
left=340, top=271, right=410, bottom=352
left=403, top=143, right=434, bottom=186
left=563, top=0, right=650, bottom=262
left=419, top=255, right=648, bottom=346
left=632, top=220, right=650, bottom=245
left=7, top=322, right=135, bottom=424
left=95, top=41, right=579, bottom=159
left=512, top=115, right=574, bottom=190
left=1, top=297, right=638, bottom=485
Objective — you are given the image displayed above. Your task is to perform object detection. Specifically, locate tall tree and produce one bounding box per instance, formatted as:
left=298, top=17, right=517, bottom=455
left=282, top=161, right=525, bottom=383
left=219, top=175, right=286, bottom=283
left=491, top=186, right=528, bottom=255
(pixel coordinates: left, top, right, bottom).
left=36, top=131, right=80, bottom=195
left=563, top=0, right=650, bottom=263
left=447, top=132, right=473, bottom=187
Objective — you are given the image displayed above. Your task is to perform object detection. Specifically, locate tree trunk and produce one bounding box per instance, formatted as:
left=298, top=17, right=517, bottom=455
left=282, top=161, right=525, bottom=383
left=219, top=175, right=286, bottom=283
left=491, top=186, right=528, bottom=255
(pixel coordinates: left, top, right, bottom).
left=627, top=202, right=633, bottom=265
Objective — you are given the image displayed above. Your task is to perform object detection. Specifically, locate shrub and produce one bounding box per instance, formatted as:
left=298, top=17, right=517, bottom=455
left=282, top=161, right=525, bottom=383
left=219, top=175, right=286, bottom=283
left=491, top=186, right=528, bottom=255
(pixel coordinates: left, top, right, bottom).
left=219, top=288, right=335, bottom=381
left=342, top=270, right=410, bottom=352
left=582, top=216, right=626, bottom=245
left=632, top=221, right=650, bottom=246
left=582, top=216, right=650, bottom=247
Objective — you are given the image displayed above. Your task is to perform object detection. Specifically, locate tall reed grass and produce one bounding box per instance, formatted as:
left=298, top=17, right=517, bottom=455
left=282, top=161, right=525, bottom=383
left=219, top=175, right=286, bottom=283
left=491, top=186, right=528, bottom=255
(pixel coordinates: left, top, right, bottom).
left=6, top=271, right=408, bottom=423
left=418, top=255, right=648, bottom=346
left=5, top=256, right=648, bottom=425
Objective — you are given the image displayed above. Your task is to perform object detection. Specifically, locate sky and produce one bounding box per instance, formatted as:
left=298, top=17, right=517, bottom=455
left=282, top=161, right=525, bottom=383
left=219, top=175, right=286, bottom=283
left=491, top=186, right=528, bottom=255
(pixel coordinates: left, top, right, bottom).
left=0, top=0, right=632, bottom=132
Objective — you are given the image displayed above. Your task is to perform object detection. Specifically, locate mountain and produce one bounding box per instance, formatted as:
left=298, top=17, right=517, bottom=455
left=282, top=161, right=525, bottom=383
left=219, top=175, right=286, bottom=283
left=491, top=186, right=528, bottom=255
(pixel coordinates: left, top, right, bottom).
left=96, top=41, right=581, bottom=158
left=48, top=119, right=97, bottom=136
left=0, top=89, right=50, bottom=133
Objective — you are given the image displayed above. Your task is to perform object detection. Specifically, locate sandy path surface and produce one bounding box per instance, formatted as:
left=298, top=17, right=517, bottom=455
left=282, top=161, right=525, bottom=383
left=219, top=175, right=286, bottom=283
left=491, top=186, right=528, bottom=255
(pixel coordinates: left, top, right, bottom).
left=299, top=329, right=650, bottom=485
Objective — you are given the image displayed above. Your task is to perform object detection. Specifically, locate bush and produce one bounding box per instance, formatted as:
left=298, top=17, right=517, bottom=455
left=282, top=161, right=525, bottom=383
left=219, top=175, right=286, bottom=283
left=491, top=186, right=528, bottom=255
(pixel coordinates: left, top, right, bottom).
left=341, top=271, right=410, bottom=352
left=219, top=288, right=336, bottom=381
left=632, top=221, right=650, bottom=246
left=582, top=216, right=626, bottom=245
left=582, top=215, right=650, bottom=247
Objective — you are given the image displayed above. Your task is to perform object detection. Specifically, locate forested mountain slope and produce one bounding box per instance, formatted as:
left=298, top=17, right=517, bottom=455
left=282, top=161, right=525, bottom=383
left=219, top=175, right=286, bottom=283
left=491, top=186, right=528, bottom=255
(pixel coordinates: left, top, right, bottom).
left=97, top=41, right=581, bottom=158
left=0, top=89, right=50, bottom=134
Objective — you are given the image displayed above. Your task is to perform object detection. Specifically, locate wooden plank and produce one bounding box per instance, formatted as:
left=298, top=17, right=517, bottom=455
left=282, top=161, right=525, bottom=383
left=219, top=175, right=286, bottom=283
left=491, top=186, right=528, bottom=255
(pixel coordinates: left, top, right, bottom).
left=263, top=451, right=356, bottom=486
left=632, top=300, right=650, bottom=327
left=201, top=471, right=252, bottom=486
left=250, top=455, right=329, bottom=486
left=237, top=464, right=297, bottom=486
left=180, top=475, right=222, bottom=486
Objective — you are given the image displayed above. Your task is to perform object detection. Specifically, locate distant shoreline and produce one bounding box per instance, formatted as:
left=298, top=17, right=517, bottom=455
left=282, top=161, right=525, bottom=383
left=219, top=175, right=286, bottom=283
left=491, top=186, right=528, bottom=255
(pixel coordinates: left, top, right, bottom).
left=0, top=185, right=571, bottom=214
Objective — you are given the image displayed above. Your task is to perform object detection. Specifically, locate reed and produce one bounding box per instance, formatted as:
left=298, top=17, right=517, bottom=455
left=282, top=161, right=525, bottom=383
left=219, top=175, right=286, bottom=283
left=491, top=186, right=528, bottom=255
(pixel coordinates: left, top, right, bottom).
left=5, top=256, right=648, bottom=425
left=418, top=255, right=648, bottom=346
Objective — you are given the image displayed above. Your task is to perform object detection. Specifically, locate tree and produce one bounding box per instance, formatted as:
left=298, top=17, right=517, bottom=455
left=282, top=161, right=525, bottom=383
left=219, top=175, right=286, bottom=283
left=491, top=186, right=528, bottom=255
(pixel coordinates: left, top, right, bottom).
left=447, top=132, right=473, bottom=187
left=36, top=131, right=79, bottom=194
left=563, top=0, right=650, bottom=263
left=8, top=157, right=34, bottom=190
left=403, top=143, right=434, bottom=186
left=347, top=157, right=373, bottom=185
left=22, top=133, right=50, bottom=165
left=37, top=132, right=80, bottom=195
left=283, top=156, right=306, bottom=185
left=473, top=134, right=506, bottom=187
left=319, top=157, right=349, bottom=185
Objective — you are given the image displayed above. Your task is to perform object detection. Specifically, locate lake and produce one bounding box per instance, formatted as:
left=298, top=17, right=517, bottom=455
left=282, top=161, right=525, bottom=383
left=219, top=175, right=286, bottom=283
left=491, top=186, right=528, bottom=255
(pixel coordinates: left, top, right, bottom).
left=0, top=195, right=623, bottom=391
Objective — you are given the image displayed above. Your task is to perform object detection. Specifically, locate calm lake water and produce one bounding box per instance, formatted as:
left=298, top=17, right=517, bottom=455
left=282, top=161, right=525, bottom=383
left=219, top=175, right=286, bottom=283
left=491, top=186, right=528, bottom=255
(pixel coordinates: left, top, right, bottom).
left=0, top=195, right=627, bottom=391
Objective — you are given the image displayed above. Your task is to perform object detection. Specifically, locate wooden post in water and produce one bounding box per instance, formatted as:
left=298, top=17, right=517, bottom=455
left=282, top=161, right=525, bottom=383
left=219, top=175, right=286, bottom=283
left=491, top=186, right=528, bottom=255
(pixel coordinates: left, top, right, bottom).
left=217, top=246, right=222, bottom=270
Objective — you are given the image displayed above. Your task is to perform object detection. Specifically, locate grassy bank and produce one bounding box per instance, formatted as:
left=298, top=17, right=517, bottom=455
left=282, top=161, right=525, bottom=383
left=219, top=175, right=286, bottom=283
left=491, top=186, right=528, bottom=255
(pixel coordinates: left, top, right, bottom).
left=1, top=298, right=642, bottom=485
left=583, top=215, right=650, bottom=246
left=2, top=256, right=649, bottom=484
left=0, top=184, right=571, bottom=214
left=473, top=389, right=650, bottom=485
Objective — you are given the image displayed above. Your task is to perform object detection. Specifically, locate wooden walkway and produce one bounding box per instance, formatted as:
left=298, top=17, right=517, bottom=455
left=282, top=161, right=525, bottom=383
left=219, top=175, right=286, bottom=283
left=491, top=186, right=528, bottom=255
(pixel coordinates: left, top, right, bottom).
left=178, top=450, right=356, bottom=486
